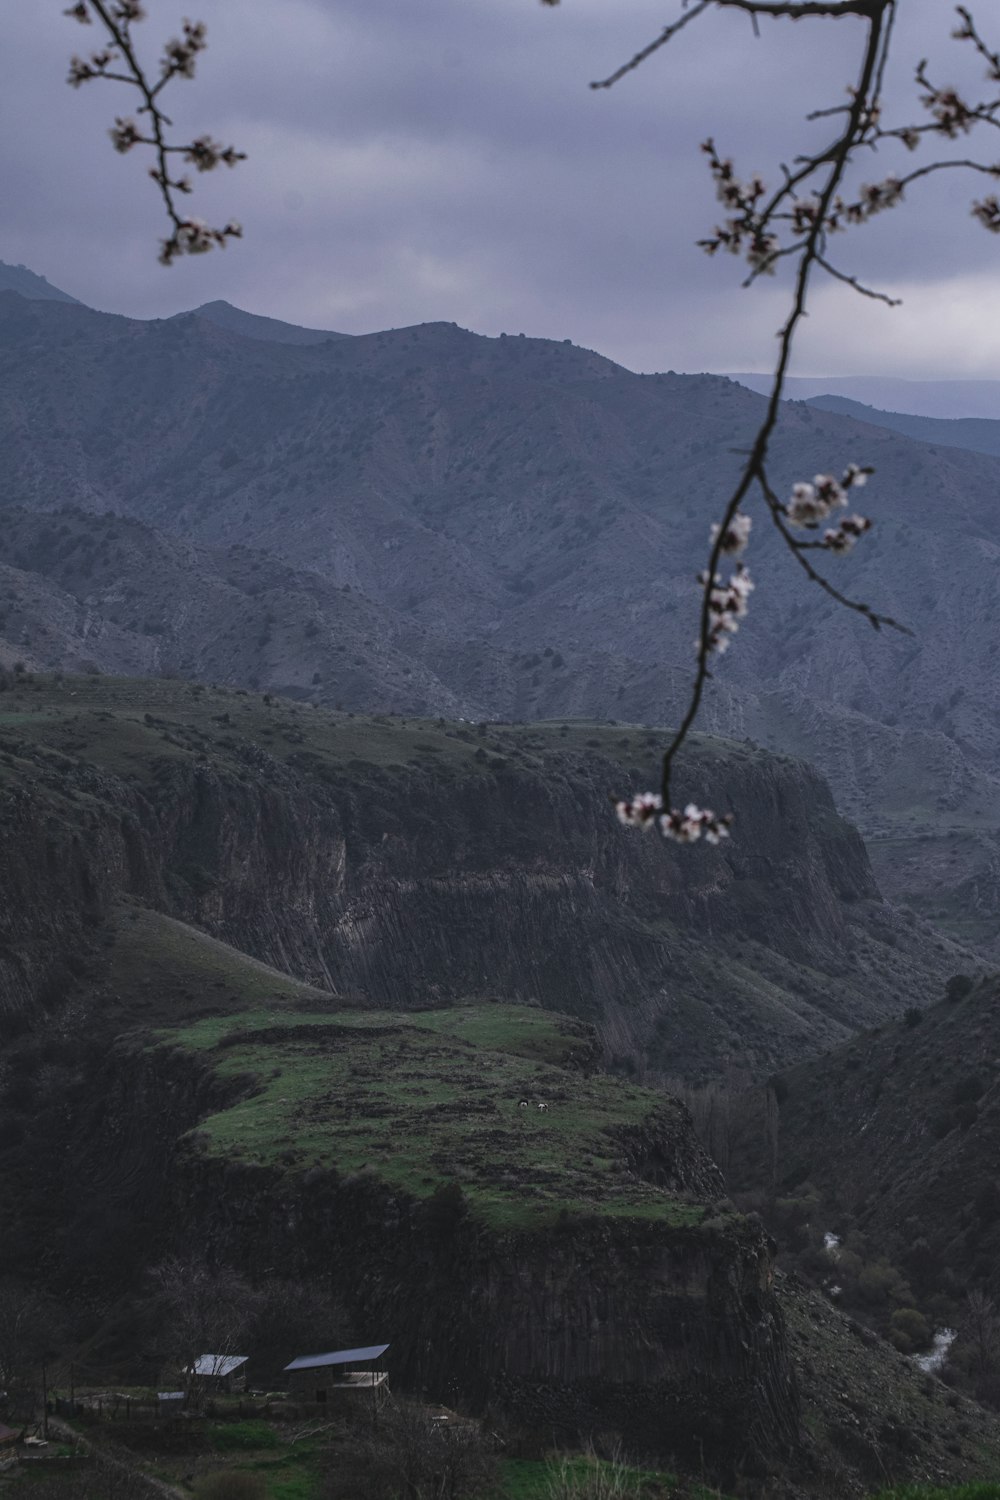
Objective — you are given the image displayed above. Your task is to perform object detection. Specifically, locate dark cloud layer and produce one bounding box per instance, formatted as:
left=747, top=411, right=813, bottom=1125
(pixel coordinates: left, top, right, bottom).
left=2, top=1, right=998, bottom=375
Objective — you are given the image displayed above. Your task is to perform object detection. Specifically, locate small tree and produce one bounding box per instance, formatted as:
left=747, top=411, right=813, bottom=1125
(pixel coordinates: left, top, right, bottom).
left=963, top=1289, right=1000, bottom=1395
left=326, top=1401, right=498, bottom=1500
left=148, top=1256, right=255, bottom=1405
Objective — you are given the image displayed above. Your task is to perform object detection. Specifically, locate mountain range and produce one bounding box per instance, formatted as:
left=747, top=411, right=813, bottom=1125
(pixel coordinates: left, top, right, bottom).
left=1, top=263, right=999, bottom=957
left=4, top=261, right=1000, bottom=1491
left=2, top=671, right=998, bottom=1495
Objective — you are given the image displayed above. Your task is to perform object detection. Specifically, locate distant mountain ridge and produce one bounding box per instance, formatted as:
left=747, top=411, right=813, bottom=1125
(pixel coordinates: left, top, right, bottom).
left=805, top=393, right=1000, bottom=460
left=0, top=260, right=81, bottom=304
left=729, top=371, right=1000, bottom=420
left=3, top=285, right=1000, bottom=950
left=173, top=299, right=349, bottom=345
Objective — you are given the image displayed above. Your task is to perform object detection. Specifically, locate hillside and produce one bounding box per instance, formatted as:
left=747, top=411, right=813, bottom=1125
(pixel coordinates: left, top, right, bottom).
left=174, top=299, right=348, bottom=345
left=2, top=290, right=1000, bottom=954
left=0, top=505, right=470, bottom=715
left=806, top=395, right=1000, bottom=461
left=730, top=372, right=1000, bottom=420
left=0, top=674, right=977, bottom=1083
left=771, top=974, right=1000, bottom=1306
left=2, top=675, right=1000, bottom=1489
left=0, top=259, right=81, bottom=304
left=2, top=905, right=799, bottom=1476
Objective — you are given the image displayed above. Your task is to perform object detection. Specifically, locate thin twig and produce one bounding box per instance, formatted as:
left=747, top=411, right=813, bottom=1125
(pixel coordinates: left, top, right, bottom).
left=815, top=254, right=902, bottom=302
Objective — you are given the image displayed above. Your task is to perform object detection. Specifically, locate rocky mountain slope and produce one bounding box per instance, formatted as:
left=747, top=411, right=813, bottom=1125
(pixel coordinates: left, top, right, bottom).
left=3, top=287, right=1000, bottom=952
left=772, top=974, right=1000, bottom=1306
left=807, top=394, right=1000, bottom=461
left=171, top=298, right=347, bottom=345
left=3, top=671, right=999, bottom=1490
left=2, top=674, right=968, bottom=1082
left=0, top=260, right=81, bottom=304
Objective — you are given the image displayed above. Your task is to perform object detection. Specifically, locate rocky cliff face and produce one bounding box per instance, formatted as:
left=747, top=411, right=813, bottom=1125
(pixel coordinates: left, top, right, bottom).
left=45, top=1029, right=797, bottom=1475
left=176, top=1156, right=797, bottom=1471
left=0, top=676, right=971, bottom=1079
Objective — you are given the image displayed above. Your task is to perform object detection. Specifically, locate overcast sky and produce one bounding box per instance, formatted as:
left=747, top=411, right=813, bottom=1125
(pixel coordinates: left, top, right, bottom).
left=3, top=0, right=999, bottom=376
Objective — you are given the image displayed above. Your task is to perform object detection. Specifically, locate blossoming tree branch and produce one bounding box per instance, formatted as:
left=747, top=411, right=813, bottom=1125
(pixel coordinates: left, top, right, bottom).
left=64, top=1, right=244, bottom=265
left=63, top=1, right=1000, bottom=844
left=540, top=0, right=1000, bottom=846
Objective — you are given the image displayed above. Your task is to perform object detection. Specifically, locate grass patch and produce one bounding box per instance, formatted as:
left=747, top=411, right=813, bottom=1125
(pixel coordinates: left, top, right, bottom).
left=500, top=1456, right=731, bottom=1498
left=157, top=1005, right=719, bottom=1232
left=103, top=907, right=333, bottom=1030
left=209, top=1419, right=283, bottom=1452
left=871, top=1487, right=1000, bottom=1500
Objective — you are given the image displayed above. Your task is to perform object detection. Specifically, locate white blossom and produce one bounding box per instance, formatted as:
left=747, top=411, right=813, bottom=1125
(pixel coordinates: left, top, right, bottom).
left=614, top=791, right=662, bottom=828
left=184, top=135, right=244, bottom=172
left=787, top=464, right=871, bottom=527
left=109, top=116, right=142, bottom=153
left=972, top=195, right=1000, bottom=232
left=710, top=511, right=751, bottom=557
left=162, top=20, right=207, bottom=79
left=823, top=514, right=872, bottom=553
left=922, top=86, right=974, bottom=137
left=701, top=563, right=754, bottom=655
left=660, top=804, right=733, bottom=843
left=746, top=231, right=779, bottom=274
left=614, top=793, right=733, bottom=844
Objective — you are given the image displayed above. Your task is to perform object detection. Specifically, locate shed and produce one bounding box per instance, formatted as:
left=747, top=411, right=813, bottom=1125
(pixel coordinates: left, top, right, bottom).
left=188, top=1355, right=249, bottom=1393
left=283, top=1344, right=389, bottom=1406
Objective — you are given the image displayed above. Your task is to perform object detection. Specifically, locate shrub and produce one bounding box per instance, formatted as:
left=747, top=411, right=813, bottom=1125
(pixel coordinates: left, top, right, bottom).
left=544, top=1451, right=651, bottom=1499
left=902, top=1006, right=924, bottom=1028
left=857, top=1261, right=911, bottom=1307
left=890, top=1307, right=932, bottom=1353
left=945, top=973, right=975, bottom=1003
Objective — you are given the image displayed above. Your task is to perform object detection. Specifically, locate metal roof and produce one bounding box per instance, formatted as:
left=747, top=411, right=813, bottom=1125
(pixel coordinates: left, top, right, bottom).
left=191, top=1354, right=248, bottom=1378
left=284, top=1343, right=388, bottom=1372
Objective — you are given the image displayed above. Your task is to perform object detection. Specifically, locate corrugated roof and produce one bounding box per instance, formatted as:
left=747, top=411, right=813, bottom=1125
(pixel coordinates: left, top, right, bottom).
left=191, top=1354, right=248, bottom=1378
left=284, top=1343, right=388, bottom=1371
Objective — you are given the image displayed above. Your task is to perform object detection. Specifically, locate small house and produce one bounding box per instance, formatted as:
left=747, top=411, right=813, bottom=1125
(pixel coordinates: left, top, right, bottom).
left=188, top=1355, right=249, bottom=1393
left=283, top=1344, right=389, bottom=1407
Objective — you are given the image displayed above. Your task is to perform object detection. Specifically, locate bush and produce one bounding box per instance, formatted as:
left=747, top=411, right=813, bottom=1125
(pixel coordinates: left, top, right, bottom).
left=945, top=973, right=975, bottom=1003
left=544, top=1451, right=652, bottom=1499
left=857, top=1261, right=911, bottom=1307
left=890, top=1307, right=932, bottom=1353
left=902, top=1006, right=924, bottom=1028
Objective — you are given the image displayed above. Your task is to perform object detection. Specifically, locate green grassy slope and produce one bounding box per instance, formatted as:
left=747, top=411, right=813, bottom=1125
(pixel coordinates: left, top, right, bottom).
left=157, top=1004, right=720, bottom=1230
left=98, top=906, right=335, bottom=1030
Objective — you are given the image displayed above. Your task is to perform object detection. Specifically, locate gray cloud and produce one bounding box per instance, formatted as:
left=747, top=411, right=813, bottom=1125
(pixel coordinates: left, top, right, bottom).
left=2, top=0, right=998, bottom=375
